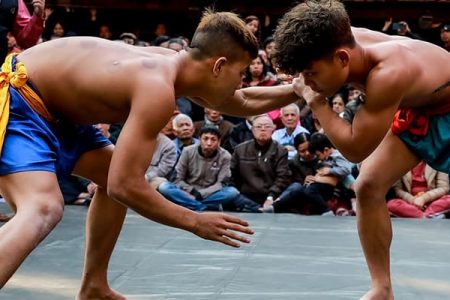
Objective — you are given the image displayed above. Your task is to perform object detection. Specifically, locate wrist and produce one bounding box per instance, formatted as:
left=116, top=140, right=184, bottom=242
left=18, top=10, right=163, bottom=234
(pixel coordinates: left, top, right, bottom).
left=187, top=211, right=201, bottom=234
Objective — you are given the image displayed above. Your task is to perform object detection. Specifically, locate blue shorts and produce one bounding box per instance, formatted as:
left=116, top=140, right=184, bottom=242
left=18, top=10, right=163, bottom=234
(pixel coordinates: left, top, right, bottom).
left=398, top=113, right=450, bottom=173
left=0, top=83, right=112, bottom=179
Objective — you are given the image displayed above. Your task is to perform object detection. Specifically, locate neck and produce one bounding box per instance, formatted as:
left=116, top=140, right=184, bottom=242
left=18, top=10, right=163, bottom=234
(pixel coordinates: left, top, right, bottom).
left=346, top=44, right=372, bottom=89
left=286, top=127, right=295, bottom=135
left=180, top=137, right=193, bottom=145
left=174, top=51, right=209, bottom=98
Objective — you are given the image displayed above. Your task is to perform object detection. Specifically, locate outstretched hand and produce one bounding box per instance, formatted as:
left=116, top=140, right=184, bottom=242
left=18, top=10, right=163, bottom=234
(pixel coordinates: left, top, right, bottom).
left=191, top=212, right=254, bottom=248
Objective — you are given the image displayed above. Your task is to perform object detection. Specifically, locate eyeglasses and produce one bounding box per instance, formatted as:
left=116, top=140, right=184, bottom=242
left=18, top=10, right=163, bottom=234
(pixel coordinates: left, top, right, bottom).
left=253, top=124, right=274, bottom=130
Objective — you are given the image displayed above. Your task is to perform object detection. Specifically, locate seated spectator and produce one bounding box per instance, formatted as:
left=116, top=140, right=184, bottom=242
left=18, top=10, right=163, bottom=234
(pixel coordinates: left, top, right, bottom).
left=158, top=126, right=238, bottom=211
left=387, top=161, right=450, bottom=219
left=309, top=133, right=356, bottom=191
left=262, top=35, right=276, bottom=74
left=264, top=161, right=337, bottom=215
left=225, top=115, right=257, bottom=154
left=241, top=54, right=278, bottom=88
left=167, top=37, right=185, bottom=52
left=194, top=108, right=234, bottom=148
left=119, top=32, right=137, bottom=45
left=152, top=35, right=170, bottom=47
left=289, top=132, right=318, bottom=185
left=244, top=15, right=261, bottom=42
left=145, top=133, right=177, bottom=190
left=7, top=32, right=21, bottom=55
left=264, top=133, right=354, bottom=215
left=329, top=88, right=349, bottom=118
left=45, top=21, right=67, bottom=41
left=172, top=113, right=199, bottom=159
left=272, top=103, right=309, bottom=160
left=98, top=24, right=113, bottom=40
left=161, top=109, right=180, bottom=139
left=230, top=115, right=290, bottom=210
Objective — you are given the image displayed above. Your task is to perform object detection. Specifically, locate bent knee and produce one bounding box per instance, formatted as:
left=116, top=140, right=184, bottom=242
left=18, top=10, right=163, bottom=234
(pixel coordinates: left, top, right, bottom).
left=354, top=176, right=389, bottom=200
left=31, top=199, right=64, bottom=227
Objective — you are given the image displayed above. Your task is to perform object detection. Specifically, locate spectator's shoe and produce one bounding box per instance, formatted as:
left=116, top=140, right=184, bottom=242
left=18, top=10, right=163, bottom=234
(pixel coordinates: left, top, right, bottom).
left=428, top=213, right=446, bottom=219
left=259, top=205, right=274, bottom=213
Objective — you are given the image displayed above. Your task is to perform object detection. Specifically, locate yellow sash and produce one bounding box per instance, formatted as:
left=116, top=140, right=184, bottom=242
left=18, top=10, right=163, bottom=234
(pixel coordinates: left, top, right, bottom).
left=0, top=53, right=55, bottom=155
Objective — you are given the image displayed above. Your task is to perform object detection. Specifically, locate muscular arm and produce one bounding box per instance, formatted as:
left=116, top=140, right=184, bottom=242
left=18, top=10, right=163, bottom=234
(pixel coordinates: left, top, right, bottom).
left=215, top=83, right=301, bottom=116
left=108, top=79, right=199, bottom=231
left=306, top=67, right=405, bottom=163
left=107, top=77, right=253, bottom=247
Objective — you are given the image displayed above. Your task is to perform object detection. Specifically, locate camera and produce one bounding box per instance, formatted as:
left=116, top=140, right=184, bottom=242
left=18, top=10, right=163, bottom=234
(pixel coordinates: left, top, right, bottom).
left=393, top=22, right=407, bottom=31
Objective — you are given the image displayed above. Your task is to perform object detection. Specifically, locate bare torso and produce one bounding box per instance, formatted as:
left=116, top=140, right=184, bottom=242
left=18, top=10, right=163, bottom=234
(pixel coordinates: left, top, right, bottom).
left=352, top=27, right=450, bottom=108
left=18, top=37, right=180, bottom=125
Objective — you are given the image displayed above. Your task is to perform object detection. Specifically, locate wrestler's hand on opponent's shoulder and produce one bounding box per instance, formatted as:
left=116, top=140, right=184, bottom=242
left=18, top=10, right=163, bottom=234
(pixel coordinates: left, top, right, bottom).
left=191, top=212, right=254, bottom=248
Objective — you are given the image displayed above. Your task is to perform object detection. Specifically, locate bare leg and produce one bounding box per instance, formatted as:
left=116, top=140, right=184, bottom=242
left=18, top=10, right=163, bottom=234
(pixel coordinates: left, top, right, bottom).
left=0, top=171, right=64, bottom=287
left=77, top=186, right=127, bottom=300
left=73, top=145, right=128, bottom=300
left=355, top=132, right=419, bottom=300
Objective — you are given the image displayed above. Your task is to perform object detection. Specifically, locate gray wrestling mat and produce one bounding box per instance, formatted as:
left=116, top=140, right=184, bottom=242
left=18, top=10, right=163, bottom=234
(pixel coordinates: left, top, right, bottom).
left=2, top=203, right=450, bottom=300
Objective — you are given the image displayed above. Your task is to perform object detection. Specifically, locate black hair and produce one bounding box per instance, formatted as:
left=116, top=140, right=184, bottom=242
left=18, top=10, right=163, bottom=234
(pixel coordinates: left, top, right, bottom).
left=308, top=132, right=334, bottom=153
left=294, top=132, right=311, bottom=149
left=199, top=126, right=222, bottom=139
left=272, top=0, right=355, bottom=74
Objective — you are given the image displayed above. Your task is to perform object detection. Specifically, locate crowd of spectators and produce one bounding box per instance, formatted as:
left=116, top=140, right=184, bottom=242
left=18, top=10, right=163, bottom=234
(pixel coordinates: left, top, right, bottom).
left=2, top=4, right=450, bottom=219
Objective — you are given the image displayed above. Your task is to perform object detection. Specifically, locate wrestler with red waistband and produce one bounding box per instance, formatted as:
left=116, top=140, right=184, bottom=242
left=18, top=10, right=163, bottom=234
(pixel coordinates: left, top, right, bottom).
left=273, top=1, right=450, bottom=299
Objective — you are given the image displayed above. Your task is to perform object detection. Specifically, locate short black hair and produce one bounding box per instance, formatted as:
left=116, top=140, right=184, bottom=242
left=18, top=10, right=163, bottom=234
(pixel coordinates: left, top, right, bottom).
left=294, top=132, right=310, bottom=149
left=199, top=125, right=222, bottom=139
left=272, top=0, right=355, bottom=74
left=308, top=132, right=334, bottom=153
left=188, top=9, right=259, bottom=61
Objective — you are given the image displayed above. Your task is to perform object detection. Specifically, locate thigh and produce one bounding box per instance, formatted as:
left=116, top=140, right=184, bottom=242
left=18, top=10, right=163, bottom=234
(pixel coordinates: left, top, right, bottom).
left=0, top=171, right=63, bottom=212
left=72, top=145, right=114, bottom=188
left=356, top=131, right=420, bottom=192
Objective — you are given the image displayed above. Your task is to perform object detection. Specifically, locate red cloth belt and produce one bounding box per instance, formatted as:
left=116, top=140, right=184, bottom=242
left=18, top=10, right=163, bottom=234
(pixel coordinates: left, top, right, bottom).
left=391, top=101, right=450, bottom=136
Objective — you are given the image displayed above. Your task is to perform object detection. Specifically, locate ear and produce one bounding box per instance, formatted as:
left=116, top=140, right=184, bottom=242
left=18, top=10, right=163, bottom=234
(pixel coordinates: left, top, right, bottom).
left=212, top=57, right=227, bottom=76
left=335, top=49, right=350, bottom=67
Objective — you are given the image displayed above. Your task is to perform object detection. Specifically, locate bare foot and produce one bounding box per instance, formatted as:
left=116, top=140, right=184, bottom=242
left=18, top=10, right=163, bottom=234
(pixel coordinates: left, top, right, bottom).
left=360, top=287, right=394, bottom=300
left=77, top=288, right=127, bottom=300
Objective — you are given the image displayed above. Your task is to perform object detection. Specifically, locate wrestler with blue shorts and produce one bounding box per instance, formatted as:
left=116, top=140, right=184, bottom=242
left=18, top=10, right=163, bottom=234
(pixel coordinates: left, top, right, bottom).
left=0, top=10, right=302, bottom=299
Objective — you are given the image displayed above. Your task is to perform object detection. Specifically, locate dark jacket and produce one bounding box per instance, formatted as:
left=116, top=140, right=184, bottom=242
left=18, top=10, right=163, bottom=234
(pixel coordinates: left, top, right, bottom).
left=289, top=154, right=318, bottom=184
left=231, top=139, right=291, bottom=204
